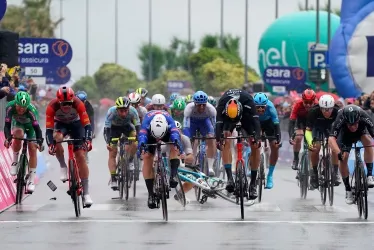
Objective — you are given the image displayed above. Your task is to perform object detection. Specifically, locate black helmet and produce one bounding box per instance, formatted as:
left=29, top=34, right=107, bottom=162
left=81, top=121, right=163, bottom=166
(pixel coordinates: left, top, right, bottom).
left=343, top=105, right=361, bottom=124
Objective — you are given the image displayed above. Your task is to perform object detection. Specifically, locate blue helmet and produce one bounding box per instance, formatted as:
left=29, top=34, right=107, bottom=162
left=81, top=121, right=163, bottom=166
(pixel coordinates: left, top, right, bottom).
left=193, top=91, right=208, bottom=104
left=76, top=90, right=87, bottom=101
left=253, top=92, right=268, bottom=105
left=170, top=93, right=179, bottom=102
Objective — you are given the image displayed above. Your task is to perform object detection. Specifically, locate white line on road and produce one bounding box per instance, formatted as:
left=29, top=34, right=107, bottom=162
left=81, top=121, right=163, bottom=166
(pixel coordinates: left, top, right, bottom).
left=0, top=220, right=373, bottom=225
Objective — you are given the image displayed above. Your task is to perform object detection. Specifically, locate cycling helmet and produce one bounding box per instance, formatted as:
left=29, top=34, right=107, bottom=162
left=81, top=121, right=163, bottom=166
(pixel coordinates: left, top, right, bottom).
left=172, top=98, right=186, bottom=110
left=76, top=90, right=87, bottom=101
left=342, top=105, right=361, bottom=124
left=185, top=94, right=193, bottom=103
left=319, top=94, right=335, bottom=108
left=56, top=86, right=75, bottom=102
left=135, top=88, right=148, bottom=97
left=150, top=114, right=168, bottom=139
left=175, top=121, right=182, bottom=130
left=18, top=85, right=27, bottom=92
left=302, top=89, right=316, bottom=101
left=15, top=91, right=31, bottom=107
left=253, top=92, right=269, bottom=105
left=128, top=92, right=141, bottom=104
left=208, top=96, right=217, bottom=106
left=115, top=96, right=130, bottom=108
left=225, top=98, right=243, bottom=120
left=151, top=94, right=166, bottom=105
left=170, top=93, right=179, bottom=103
left=193, top=91, right=208, bottom=104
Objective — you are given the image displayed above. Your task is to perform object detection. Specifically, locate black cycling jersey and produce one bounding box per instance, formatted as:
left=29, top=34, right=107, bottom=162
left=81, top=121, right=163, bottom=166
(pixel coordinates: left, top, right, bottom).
left=215, top=89, right=260, bottom=140
left=306, top=104, right=339, bottom=131
left=331, top=107, right=374, bottom=138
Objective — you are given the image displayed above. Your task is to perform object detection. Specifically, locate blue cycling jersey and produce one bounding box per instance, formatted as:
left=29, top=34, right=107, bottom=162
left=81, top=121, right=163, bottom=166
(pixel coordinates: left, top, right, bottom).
left=144, top=97, right=152, bottom=106
left=258, top=100, right=279, bottom=124
left=138, top=110, right=182, bottom=150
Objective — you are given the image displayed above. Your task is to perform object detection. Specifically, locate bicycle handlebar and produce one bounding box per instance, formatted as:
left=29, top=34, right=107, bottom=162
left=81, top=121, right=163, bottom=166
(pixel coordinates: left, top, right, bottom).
left=12, top=137, right=42, bottom=142
left=192, top=136, right=216, bottom=140
left=111, top=136, right=137, bottom=142
left=142, top=141, right=176, bottom=147
left=221, top=135, right=253, bottom=140
left=55, top=138, right=87, bottom=144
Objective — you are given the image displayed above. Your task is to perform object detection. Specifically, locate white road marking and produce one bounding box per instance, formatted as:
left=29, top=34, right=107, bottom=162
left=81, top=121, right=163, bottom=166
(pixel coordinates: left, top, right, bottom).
left=0, top=219, right=373, bottom=224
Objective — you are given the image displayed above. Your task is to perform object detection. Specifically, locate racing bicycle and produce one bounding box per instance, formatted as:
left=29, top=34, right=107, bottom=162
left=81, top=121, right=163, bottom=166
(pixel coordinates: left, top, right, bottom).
left=293, top=133, right=310, bottom=199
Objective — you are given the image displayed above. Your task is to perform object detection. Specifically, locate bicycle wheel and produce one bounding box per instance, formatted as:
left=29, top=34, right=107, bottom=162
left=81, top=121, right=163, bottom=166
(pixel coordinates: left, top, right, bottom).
left=354, top=166, right=363, bottom=218
left=174, top=174, right=186, bottom=207
left=300, top=153, right=309, bottom=199
left=257, top=154, right=265, bottom=203
left=360, top=165, right=368, bottom=219
left=194, top=152, right=202, bottom=202
left=16, top=154, right=27, bottom=205
left=326, top=155, right=334, bottom=206
left=118, top=159, right=124, bottom=199
left=69, top=159, right=80, bottom=217
left=124, top=157, right=130, bottom=201
left=317, top=158, right=327, bottom=205
left=160, top=161, right=168, bottom=221
left=237, top=161, right=245, bottom=220
left=133, top=156, right=139, bottom=198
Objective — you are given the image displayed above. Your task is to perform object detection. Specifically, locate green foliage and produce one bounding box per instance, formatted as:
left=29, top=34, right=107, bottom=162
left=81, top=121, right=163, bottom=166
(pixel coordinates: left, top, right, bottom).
left=73, top=76, right=100, bottom=101
left=1, top=0, right=62, bottom=37
left=298, top=2, right=341, bottom=16
left=138, top=44, right=166, bottom=81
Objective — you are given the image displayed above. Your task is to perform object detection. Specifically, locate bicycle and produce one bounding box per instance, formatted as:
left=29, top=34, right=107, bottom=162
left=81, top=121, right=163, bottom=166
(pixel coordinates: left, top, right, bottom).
left=222, top=122, right=252, bottom=220
left=110, top=134, right=137, bottom=200
left=313, top=132, right=334, bottom=206
left=293, top=133, right=310, bottom=199
left=11, top=137, right=43, bottom=205
left=349, top=143, right=372, bottom=219
left=56, top=138, right=90, bottom=217
left=142, top=141, right=179, bottom=221
left=257, top=134, right=277, bottom=203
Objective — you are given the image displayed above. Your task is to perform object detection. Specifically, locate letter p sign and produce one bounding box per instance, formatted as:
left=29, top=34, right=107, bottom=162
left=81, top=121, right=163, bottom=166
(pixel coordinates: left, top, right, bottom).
left=311, top=51, right=327, bottom=69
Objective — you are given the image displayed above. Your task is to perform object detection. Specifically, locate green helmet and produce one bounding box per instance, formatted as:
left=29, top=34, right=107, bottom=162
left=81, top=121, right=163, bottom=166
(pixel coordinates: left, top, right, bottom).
left=15, top=91, right=31, bottom=107
left=172, top=98, right=186, bottom=110
left=208, top=96, right=217, bottom=106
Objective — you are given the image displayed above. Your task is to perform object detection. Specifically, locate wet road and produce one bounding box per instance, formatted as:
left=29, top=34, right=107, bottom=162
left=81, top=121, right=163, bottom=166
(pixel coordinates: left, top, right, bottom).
left=1, top=136, right=374, bottom=250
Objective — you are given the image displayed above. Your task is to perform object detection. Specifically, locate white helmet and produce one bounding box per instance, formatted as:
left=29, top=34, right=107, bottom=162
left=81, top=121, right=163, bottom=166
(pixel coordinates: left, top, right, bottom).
left=152, top=94, right=166, bottom=105
left=128, top=92, right=141, bottom=104
left=150, top=114, right=168, bottom=139
left=319, top=94, right=335, bottom=108
left=175, top=121, right=182, bottom=130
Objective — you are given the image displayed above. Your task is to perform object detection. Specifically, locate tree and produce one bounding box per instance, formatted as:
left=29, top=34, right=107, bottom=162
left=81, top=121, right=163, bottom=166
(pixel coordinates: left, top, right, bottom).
left=138, top=44, right=165, bottom=81
left=163, top=37, right=194, bottom=71
left=148, top=70, right=194, bottom=97
left=73, top=76, right=100, bottom=101
left=298, top=2, right=341, bottom=16
left=200, top=58, right=259, bottom=95
left=1, top=0, right=62, bottom=37
left=93, top=63, right=141, bottom=100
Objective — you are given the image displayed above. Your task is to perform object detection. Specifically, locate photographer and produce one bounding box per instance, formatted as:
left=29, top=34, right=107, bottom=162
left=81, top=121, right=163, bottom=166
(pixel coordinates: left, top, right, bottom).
left=0, top=63, right=12, bottom=99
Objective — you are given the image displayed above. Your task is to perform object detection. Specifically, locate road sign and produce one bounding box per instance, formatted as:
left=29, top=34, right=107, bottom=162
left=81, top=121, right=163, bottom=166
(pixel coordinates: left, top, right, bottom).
left=45, top=66, right=71, bottom=85
left=263, top=66, right=306, bottom=90
left=308, top=68, right=329, bottom=83
left=272, top=86, right=286, bottom=94
left=310, top=50, right=329, bottom=69
left=0, top=0, right=6, bottom=21
left=167, top=80, right=191, bottom=93
left=18, top=38, right=73, bottom=67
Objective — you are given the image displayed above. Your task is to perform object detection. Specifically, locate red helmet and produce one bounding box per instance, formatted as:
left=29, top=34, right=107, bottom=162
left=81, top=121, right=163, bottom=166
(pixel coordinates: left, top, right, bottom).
left=56, top=87, right=75, bottom=102
left=302, top=89, right=316, bottom=101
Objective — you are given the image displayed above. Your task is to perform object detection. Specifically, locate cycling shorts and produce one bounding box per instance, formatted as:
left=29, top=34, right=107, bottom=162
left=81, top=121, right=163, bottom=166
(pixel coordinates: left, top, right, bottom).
left=108, top=124, right=136, bottom=147
left=260, top=119, right=276, bottom=142
left=187, top=118, right=214, bottom=137
left=54, top=120, right=84, bottom=151
left=12, top=121, right=36, bottom=140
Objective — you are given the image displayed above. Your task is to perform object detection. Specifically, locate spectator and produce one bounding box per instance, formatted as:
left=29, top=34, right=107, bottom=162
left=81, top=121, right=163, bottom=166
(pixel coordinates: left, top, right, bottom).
left=0, top=63, right=11, bottom=99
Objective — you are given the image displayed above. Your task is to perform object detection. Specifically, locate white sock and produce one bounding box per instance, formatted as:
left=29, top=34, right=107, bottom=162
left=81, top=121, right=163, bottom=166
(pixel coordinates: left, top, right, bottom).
left=13, top=151, right=19, bottom=163
left=29, top=168, right=36, bottom=182
left=207, top=158, right=215, bottom=169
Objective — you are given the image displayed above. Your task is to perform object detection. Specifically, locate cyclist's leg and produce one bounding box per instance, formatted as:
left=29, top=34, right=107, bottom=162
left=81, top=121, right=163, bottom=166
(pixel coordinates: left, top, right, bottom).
left=309, top=128, right=322, bottom=189
left=71, top=121, right=93, bottom=205
left=263, top=120, right=278, bottom=189
left=291, top=119, right=305, bottom=170
left=328, top=130, right=341, bottom=185
left=108, top=126, right=120, bottom=189
left=53, top=121, right=68, bottom=181
left=165, top=132, right=180, bottom=188
left=124, top=124, right=137, bottom=170
left=360, top=130, right=374, bottom=187
left=143, top=136, right=156, bottom=209
left=9, top=121, right=24, bottom=175
left=222, top=123, right=236, bottom=192
left=25, top=124, right=38, bottom=192
left=231, top=129, right=238, bottom=173
left=202, top=118, right=216, bottom=176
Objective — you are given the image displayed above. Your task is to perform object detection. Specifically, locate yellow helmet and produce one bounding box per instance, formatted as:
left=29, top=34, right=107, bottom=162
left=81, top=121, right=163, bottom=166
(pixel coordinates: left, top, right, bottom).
left=135, top=88, right=148, bottom=97
left=115, top=96, right=130, bottom=108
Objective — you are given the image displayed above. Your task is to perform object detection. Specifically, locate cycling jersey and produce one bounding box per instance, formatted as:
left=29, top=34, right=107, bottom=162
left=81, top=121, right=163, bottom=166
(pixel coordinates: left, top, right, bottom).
left=289, top=99, right=317, bottom=136
left=45, top=97, right=92, bottom=146
left=162, top=134, right=192, bottom=155
left=84, top=100, right=95, bottom=134
left=258, top=100, right=281, bottom=141
left=4, top=100, right=42, bottom=140
left=135, top=106, right=147, bottom=122
left=215, top=89, right=260, bottom=140
left=170, top=108, right=184, bottom=124
left=258, top=100, right=279, bottom=123
left=183, top=102, right=216, bottom=138
left=142, top=97, right=152, bottom=106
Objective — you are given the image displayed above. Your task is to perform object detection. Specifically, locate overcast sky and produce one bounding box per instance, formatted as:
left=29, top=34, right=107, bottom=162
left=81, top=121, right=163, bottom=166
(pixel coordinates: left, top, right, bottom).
left=7, top=0, right=341, bottom=80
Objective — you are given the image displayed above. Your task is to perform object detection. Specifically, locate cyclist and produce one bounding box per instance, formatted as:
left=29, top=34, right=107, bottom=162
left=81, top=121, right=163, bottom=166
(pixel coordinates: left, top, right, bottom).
left=146, top=94, right=170, bottom=112
left=289, top=89, right=317, bottom=170
left=329, top=105, right=374, bottom=204
left=103, top=96, right=140, bottom=190
left=76, top=91, right=95, bottom=137
left=208, top=96, right=217, bottom=108
left=137, top=111, right=183, bottom=209
left=45, top=87, right=93, bottom=207
left=128, top=92, right=147, bottom=123
left=305, top=94, right=341, bottom=189
left=253, top=92, right=282, bottom=189
left=136, top=88, right=152, bottom=107
left=185, top=94, right=193, bottom=104
left=183, top=91, right=217, bottom=176
left=216, top=89, right=261, bottom=199
left=4, top=92, right=43, bottom=193
left=170, top=97, right=186, bottom=125
left=167, top=93, right=179, bottom=108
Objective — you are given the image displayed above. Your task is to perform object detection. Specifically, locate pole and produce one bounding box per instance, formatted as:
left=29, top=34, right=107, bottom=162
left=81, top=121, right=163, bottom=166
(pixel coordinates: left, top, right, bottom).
left=327, top=0, right=331, bottom=90
left=148, top=0, right=153, bottom=82
left=115, top=0, right=118, bottom=64
left=60, top=0, right=63, bottom=38
left=316, top=0, right=320, bottom=43
left=220, top=0, right=224, bottom=48
left=275, top=0, right=279, bottom=19
left=305, top=0, right=308, bottom=10
left=188, top=0, right=191, bottom=72
left=85, top=0, right=89, bottom=76
left=244, top=0, right=248, bottom=84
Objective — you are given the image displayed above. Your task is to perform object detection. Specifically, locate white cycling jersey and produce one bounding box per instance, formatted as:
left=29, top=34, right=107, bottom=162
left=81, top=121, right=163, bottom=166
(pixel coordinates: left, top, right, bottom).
left=135, top=106, right=147, bottom=121
left=162, top=134, right=192, bottom=155
left=183, top=102, right=216, bottom=127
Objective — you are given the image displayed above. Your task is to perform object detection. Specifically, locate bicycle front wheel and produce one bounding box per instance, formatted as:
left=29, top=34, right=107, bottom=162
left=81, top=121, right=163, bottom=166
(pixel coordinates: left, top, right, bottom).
left=360, top=165, right=368, bottom=219
left=326, top=155, right=334, bottom=206
left=133, top=155, right=139, bottom=198
left=124, top=157, right=130, bottom=201
left=237, top=161, right=245, bottom=220
left=160, top=161, right=168, bottom=221
left=300, top=153, right=309, bottom=199
left=16, top=154, right=27, bottom=205
left=258, top=154, right=265, bottom=203
left=318, top=158, right=327, bottom=205
left=175, top=174, right=186, bottom=207
left=69, top=159, right=81, bottom=217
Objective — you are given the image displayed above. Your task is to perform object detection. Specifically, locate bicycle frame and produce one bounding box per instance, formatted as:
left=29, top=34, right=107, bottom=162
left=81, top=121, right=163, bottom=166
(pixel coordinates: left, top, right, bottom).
left=66, top=141, right=82, bottom=197
left=193, top=130, right=207, bottom=175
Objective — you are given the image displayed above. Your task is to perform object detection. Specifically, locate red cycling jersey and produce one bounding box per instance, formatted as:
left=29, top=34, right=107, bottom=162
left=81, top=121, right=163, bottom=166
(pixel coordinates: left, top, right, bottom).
left=46, top=97, right=91, bottom=129
left=289, top=99, right=317, bottom=121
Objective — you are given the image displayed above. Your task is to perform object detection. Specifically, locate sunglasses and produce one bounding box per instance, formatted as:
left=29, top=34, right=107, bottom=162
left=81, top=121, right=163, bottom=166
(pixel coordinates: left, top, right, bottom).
left=117, top=108, right=129, bottom=112
left=303, top=100, right=314, bottom=105
left=321, top=108, right=333, bottom=112
left=195, top=103, right=206, bottom=107
left=347, top=122, right=358, bottom=127
left=60, top=101, right=73, bottom=107
left=256, top=105, right=266, bottom=111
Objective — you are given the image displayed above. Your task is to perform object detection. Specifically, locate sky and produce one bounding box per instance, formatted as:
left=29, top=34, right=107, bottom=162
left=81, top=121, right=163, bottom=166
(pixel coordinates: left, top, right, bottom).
left=7, top=0, right=342, bottom=81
